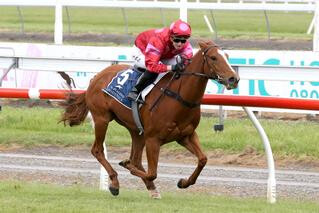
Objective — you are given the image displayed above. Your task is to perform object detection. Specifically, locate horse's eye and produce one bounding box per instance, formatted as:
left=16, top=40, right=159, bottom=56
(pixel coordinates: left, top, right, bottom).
left=211, top=56, right=217, bottom=61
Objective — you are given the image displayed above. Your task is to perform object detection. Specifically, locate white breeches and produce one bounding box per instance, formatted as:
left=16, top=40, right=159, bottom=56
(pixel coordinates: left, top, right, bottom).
left=131, top=45, right=177, bottom=69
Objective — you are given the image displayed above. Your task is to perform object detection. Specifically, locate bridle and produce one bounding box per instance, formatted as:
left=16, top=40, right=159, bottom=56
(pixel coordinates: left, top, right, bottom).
left=176, top=45, right=223, bottom=84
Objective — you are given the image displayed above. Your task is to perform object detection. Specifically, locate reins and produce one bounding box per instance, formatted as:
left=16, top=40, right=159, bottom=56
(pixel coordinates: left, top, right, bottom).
left=175, top=71, right=214, bottom=79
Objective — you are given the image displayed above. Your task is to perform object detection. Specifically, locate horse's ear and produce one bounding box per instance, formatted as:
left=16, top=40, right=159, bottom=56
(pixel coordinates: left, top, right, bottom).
left=198, top=40, right=208, bottom=50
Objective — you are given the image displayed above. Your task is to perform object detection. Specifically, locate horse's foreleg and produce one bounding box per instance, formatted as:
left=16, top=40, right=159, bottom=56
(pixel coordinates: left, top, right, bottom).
left=177, top=131, right=207, bottom=189
left=120, top=144, right=161, bottom=198
left=144, top=138, right=161, bottom=182
left=127, top=133, right=160, bottom=198
left=120, top=137, right=160, bottom=182
left=91, top=116, right=119, bottom=196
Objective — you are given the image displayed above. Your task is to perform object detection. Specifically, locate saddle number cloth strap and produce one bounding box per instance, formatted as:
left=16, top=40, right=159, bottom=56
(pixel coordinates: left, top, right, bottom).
left=162, top=88, right=200, bottom=108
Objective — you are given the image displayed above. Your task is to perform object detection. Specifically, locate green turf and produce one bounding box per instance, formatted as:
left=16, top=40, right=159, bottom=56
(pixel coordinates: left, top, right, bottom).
left=0, top=181, right=318, bottom=213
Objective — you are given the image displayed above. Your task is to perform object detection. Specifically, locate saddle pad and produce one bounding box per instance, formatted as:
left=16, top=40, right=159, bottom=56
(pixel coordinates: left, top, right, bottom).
left=102, top=68, right=142, bottom=109
left=102, top=68, right=167, bottom=109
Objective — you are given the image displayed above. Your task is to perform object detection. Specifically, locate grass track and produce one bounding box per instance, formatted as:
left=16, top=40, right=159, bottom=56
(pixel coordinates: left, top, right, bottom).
left=0, top=181, right=318, bottom=213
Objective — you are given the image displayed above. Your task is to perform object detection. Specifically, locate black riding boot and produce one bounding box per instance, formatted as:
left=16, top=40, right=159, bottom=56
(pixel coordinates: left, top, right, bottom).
left=127, top=70, right=158, bottom=102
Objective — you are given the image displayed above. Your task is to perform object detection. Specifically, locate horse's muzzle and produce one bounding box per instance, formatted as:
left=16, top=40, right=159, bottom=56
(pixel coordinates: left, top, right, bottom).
left=225, top=77, right=240, bottom=90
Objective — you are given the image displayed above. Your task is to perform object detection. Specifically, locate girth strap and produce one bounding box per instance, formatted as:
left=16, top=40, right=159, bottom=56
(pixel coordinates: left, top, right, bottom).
left=161, top=88, right=200, bottom=108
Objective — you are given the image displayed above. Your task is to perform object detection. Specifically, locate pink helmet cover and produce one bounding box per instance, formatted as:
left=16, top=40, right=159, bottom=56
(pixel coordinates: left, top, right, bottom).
left=169, top=19, right=191, bottom=38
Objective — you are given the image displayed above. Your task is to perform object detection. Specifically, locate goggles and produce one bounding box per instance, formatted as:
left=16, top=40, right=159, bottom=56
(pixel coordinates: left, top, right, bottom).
left=172, top=37, right=187, bottom=44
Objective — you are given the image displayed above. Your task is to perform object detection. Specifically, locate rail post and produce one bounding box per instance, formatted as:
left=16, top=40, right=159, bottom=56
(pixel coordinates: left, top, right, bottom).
left=54, top=0, right=63, bottom=44
left=313, top=1, right=319, bottom=51
left=244, top=107, right=276, bottom=203
left=179, top=0, right=187, bottom=22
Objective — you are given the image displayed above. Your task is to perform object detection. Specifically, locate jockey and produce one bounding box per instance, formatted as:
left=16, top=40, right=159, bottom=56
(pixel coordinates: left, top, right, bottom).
left=127, top=19, right=193, bottom=102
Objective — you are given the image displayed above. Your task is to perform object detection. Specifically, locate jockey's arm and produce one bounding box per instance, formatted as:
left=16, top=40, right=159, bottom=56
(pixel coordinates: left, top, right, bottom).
left=144, top=38, right=167, bottom=73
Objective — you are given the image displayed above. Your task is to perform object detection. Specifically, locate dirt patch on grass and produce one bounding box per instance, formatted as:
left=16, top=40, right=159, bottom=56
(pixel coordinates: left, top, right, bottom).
left=158, top=146, right=319, bottom=172
left=1, top=144, right=319, bottom=172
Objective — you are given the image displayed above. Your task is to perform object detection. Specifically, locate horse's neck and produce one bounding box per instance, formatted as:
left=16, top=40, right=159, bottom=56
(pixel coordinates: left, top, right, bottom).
left=179, top=53, right=208, bottom=103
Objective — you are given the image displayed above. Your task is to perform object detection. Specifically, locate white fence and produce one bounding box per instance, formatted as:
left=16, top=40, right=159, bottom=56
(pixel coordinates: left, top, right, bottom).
left=0, top=0, right=317, bottom=45
left=0, top=0, right=315, bottom=8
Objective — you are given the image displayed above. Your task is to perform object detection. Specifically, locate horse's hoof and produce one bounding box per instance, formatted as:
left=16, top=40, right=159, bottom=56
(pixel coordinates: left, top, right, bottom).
left=149, top=189, right=161, bottom=199
left=119, top=159, right=130, bottom=167
left=109, top=186, right=119, bottom=196
left=177, top=178, right=188, bottom=189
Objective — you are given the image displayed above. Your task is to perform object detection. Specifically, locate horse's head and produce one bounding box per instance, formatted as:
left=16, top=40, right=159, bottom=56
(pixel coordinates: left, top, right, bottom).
left=198, top=40, right=240, bottom=90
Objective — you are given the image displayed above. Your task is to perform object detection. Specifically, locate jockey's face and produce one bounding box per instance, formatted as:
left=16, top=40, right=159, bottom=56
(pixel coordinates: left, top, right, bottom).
left=171, top=36, right=188, bottom=50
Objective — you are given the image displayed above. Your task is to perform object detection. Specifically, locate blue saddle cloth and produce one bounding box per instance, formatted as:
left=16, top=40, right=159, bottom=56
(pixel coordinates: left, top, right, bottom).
left=102, top=68, right=142, bottom=109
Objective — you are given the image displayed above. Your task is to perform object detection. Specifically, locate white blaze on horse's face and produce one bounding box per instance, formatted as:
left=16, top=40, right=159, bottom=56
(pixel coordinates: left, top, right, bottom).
left=217, top=49, right=235, bottom=73
left=216, top=49, right=239, bottom=89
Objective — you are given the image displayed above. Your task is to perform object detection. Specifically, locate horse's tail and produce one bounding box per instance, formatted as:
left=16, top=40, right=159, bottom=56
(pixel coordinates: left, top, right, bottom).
left=59, top=91, right=89, bottom=127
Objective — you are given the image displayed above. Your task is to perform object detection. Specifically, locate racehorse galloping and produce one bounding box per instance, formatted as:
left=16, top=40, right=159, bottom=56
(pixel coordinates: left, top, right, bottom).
left=60, top=40, right=239, bottom=198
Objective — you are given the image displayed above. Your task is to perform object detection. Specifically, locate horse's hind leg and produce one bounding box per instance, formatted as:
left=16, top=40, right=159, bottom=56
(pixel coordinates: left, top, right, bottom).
left=91, top=112, right=119, bottom=196
left=119, top=132, right=161, bottom=199
left=176, top=131, right=207, bottom=189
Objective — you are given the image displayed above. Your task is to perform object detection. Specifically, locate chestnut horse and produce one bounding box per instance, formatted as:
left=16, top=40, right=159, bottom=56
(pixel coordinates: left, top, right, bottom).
left=60, top=40, right=239, bottom=198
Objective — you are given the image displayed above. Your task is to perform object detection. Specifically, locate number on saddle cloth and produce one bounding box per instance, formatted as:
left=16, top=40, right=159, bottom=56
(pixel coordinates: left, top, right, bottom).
left=102, top=67, right=143, bottom=109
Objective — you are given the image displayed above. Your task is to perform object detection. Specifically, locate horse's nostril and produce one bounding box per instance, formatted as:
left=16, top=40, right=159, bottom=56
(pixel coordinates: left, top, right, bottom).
left=228, top=77, right=236, bottom=83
